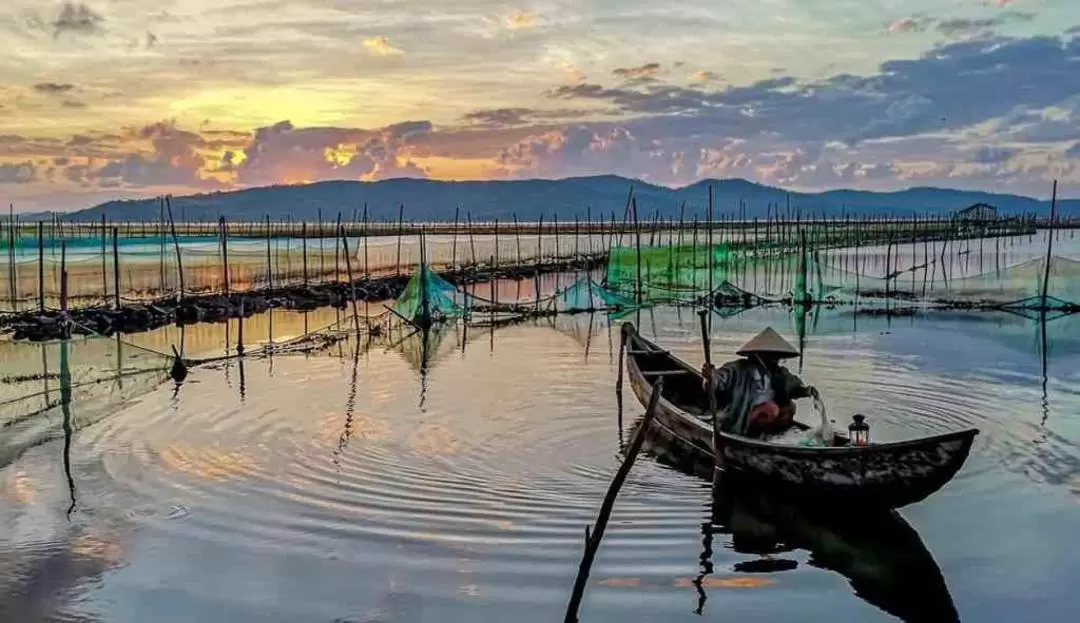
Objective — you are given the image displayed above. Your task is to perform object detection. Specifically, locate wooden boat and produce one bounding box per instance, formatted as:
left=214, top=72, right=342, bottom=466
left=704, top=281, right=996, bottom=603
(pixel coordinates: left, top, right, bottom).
left=621, top=322, right=978, bottom=509
left=640, top=427, right=962, bottom=621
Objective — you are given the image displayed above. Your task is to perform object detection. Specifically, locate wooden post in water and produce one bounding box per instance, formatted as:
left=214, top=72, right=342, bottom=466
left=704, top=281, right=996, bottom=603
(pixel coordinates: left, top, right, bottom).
left=159, top=196, right=167, bottom=293
left=60, top=241, right=68, bottom=313
left=707, top=186, right=714, bottom=301
left=340, top=225, right=363, bottom=334
left=112, top=227, right=121, bottom=310
left=334, top=212, right=342, bottom=283
left=264, top=214, right=273, bottom=290
left=362, top=204, right=370, bottom=279
left=395, top=204, right=404, bottom=277
left=100, top=214, right=107, bottom=305
left=564, top=377, right=663, bottom=623
left=219, top=217, right=230, bottom=295
left=451, top=206, right=460, bottom=272
left=237, top=299, right=245, bottom=356
left=318, top=208, right=325, bottom=283
left=37, top=221, right=44, bottom=313
left=1040, top=180, right=1058, bottom=310
left=165, top=196, right=185, bottom=299
left=7, top=206, right=16, bottom=310
left=302, top=221, right=309, bottom=287
left=535, top=214, right=543, bottom=310
left=513, top=213, right=523, bottom=266
left=632, top=198, right=642, bottom=304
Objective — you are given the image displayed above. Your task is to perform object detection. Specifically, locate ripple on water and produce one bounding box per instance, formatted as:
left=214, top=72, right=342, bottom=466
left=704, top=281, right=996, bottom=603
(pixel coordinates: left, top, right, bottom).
left=72, top=339, right=707, bottom=584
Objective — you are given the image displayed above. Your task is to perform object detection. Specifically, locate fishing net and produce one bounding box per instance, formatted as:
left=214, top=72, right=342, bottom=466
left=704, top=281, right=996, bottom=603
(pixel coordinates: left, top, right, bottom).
left=392, top=263, right=466, bottom=323
left=0, top=335, right=173, bottom=467
left=548, top=276, right=637, bottom=313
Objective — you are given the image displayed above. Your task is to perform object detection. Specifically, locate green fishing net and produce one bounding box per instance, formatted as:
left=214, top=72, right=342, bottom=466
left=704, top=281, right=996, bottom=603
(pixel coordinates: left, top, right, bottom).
left=392, top=264, right=465, bottom=323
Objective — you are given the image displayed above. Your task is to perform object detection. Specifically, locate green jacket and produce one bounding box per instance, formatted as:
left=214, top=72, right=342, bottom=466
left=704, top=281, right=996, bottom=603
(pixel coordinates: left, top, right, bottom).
left=708, top=358, right=810, bottom=436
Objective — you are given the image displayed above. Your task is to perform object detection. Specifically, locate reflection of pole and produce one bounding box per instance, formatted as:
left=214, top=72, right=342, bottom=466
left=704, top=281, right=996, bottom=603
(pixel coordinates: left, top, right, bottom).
left=564, top=378, right=663, bottom=623
left=60, top=338, right=76, bottom=517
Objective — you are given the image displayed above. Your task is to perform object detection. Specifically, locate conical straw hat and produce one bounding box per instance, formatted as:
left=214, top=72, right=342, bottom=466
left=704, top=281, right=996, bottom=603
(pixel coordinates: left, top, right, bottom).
left=736, top=327, right=800, bottom=359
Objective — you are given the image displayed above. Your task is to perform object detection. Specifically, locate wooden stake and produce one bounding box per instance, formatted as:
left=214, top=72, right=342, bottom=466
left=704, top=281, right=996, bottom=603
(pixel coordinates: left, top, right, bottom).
left=219, top=217, right=230, bottom=295
left=112, top=227, right=121, bottom=310
left=60, top=241, right=68, bottom=313
left=100, top=214, right=107, bottom=305
left=37, top=221, right=44, bottom=313
left=395, top=204, right=404, bottom=276
left=302, top=221, right=309, bottom=286
left=1040, top=180, right=1057, bottom=309
left=340, top=225, right=362, bottom=334
left=264, top=214, right=272, bottom=290
left=564, top=377, right=663, bottom=623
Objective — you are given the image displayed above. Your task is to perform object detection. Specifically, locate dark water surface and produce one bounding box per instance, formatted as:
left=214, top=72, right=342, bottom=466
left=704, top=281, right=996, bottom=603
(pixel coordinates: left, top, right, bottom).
left=3, top=306, right=1080, bottom=622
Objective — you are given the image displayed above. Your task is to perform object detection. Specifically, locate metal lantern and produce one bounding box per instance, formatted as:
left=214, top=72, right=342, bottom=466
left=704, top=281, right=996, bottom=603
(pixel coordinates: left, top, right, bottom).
left=849, top=414, right=870, bottom=446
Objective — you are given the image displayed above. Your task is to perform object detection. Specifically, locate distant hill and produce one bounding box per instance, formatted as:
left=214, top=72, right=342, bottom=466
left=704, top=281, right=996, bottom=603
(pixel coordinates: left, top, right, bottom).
left=59, top=176, right=1078, bottom=222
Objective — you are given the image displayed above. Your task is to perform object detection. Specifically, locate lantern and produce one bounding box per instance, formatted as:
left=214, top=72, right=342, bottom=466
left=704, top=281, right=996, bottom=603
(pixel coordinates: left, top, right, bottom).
left=849, top=414, right=870, bottom=446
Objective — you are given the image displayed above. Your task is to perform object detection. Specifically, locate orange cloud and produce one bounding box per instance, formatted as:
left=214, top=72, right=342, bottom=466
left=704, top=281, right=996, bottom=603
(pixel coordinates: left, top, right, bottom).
left=505, top=11, right=537, bottom=30
left=363, top=35, right=403, bottom=56
left=691, top=70, right=720, bottom=83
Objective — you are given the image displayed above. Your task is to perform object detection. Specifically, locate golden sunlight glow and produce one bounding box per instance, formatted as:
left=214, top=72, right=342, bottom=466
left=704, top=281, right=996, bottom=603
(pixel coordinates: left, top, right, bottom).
left=505, top=12, right=537, bottom=29
left=363, top=35, right=404, bottom=56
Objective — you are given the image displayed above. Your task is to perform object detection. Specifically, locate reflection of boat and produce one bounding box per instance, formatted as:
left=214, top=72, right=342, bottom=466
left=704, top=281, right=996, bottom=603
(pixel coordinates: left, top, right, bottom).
left=637, top=427, right=960, bottom=622
left=622, top=322, right=978, bottom=509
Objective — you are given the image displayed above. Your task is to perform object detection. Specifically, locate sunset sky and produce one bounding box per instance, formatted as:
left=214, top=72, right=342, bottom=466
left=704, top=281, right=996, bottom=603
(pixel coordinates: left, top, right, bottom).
left=2, top=0, right=1079, bottom=211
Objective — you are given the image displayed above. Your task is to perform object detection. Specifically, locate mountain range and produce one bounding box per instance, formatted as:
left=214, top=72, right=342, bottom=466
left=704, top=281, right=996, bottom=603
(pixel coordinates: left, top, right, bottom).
left=54, top=176, right=1078, bottom=222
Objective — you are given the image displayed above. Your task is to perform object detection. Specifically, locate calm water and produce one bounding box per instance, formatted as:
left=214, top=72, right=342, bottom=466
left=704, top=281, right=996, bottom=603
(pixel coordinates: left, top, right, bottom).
left=3, top=306, right=1080, bottom=622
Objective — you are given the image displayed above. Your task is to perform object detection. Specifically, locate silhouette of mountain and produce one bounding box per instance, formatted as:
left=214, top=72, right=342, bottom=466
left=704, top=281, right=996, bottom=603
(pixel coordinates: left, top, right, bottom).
left=59, top=176, right=1077, bottom=222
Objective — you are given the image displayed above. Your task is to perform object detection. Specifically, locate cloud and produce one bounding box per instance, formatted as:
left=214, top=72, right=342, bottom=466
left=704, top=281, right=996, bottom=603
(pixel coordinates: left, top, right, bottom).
left=52, top=3, right=104, bottom=38
left=549, top=34, right=1080, bottom=145
left=61, top=99, right=86, bottom=109
left=559, top=61, right=587, bottom=84
left=462, top=108, right=534, bottom=127
left=363, top=35, right=403, bottom=56
left=970, top=146, right=1021, bottom=164
left=0, top=162, right=37, bottom=184
left=691, top=71, right=720, bottom=83
left=233, top=119, right=430, bottom=186
left=613, top=62, right=662, bottom=81
left=504, top=12, right=537, bottom=30
left=33, top=83, right=77, bottom=95
left=887, top=17, right=928, bottom=34
left=938, top=12, right=1034, bottom=36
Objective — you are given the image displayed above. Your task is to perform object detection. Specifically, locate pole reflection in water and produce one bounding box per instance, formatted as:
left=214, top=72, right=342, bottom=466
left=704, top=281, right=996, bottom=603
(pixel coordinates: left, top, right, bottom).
left=59, top=338, right=77, bottom=518
left=334, top=337, right=362, bottom=464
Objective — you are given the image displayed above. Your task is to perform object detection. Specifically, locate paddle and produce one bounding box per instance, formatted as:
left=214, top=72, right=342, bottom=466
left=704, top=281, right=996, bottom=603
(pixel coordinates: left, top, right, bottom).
left=697, top=310, right=722, bottom=476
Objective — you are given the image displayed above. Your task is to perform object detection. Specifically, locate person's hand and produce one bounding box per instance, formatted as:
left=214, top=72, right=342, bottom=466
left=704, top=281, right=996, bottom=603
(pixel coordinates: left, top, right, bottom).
left=701, top=363, right=715, bottom=379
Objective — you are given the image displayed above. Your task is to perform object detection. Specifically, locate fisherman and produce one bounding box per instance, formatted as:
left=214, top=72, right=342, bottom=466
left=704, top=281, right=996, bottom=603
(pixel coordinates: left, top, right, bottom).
left=701, top=327, right=817, bottom=438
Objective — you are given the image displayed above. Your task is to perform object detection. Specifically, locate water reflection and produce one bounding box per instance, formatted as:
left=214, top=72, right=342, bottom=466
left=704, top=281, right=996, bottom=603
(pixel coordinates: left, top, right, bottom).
left=706, top=477, right=959, bottom=623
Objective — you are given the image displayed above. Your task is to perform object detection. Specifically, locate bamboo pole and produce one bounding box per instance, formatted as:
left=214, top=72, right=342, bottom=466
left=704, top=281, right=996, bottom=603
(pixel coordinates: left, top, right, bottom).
left=112, top=227, right=121, bottom=310
left=564, top=377, right=663, bottom=623
left=165, top=196, right=185, bottom=299
left=219, top=217, right=230, bottom=296
left=37, top=221, right=44, bottom=313
left=302, top=221, right=309, bottom=286
left=395, top=204, right=404, bottom=276
left=264, top=214, right=273, bottom=290
left=340, top=225, right=362, bottom=334
left=1040, top=180, right=1057, bottom=309
left=100, top=214, right=107, bottom=305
